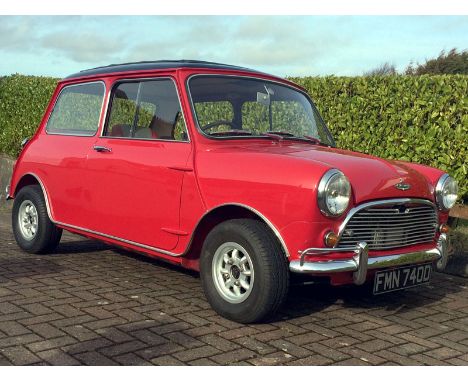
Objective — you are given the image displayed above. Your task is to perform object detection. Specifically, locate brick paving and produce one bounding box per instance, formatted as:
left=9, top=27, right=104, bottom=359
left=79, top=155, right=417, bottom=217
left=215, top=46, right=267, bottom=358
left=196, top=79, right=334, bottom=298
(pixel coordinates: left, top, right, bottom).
left=0, top=211, right=467, bottom=365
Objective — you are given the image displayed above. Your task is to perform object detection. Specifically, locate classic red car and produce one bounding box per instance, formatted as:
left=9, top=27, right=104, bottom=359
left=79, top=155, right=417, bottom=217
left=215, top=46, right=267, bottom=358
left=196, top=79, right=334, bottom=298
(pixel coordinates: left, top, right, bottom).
left=6, top=60, right=458, bottom=323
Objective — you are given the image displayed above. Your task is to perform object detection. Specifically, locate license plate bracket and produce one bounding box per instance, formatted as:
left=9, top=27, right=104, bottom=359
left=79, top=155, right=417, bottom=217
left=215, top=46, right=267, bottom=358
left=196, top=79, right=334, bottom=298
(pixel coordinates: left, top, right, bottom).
left=373, top=263, right=433, bottom=295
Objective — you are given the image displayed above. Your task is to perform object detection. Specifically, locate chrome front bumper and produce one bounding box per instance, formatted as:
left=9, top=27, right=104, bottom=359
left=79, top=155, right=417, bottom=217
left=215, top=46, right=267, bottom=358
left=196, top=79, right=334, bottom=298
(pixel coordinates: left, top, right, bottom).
left=290, top=234, right=448, bottom=285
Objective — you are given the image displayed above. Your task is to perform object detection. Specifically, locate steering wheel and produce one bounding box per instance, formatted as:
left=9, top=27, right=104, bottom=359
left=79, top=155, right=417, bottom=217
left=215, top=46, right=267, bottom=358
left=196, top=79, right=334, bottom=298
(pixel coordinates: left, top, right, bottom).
left=201, top=120, right=237, bottom=131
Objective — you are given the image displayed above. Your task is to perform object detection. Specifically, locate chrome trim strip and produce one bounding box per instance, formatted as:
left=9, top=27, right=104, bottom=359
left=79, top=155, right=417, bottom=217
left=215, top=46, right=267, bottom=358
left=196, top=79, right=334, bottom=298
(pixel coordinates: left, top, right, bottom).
left=23, top=173, right=54, bottom=219
left=229, top=203, right=290, bottom=258
left=58, top=203, right=290, bottom=259
left=18, top=172, right=180, bottom=256
left=290, top=245, right=442, bottom=275
left=336, top=198, right=437, bottom=243
left=16, top=174, right=290, bottom=259
left=56, top=221, right=181, bottom=257
left=99, top=76, right=191, bottom=143
left=187, top=203, right=291, bottom=258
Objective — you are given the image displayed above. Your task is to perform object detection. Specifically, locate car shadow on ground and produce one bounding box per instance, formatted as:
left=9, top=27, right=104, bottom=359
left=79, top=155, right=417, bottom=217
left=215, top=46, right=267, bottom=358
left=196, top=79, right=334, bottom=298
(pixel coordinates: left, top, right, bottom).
left=56, top=236, right=200, bottom=278
left=272, top=274, right=468, bottom=323
left=55, top=238, right=111, bottom=254
left=32, top=236, right=468, bottom=324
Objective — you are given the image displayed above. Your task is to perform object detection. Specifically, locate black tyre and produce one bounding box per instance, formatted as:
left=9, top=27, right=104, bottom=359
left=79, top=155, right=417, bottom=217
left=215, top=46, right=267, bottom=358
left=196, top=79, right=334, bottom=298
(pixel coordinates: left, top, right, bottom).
left=12, top=185, right=62, bottom=254
left=200, top=219, right=289, bottom=323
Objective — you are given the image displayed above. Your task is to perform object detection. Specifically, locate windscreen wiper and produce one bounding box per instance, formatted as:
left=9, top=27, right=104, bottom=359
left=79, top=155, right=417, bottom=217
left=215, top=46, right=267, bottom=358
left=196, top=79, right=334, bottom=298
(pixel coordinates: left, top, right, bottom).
left=260, top=131, right=296, bottom=140
left=260, top=131, right=326, bottom=145
left=209, top=130, right=253, bottom=136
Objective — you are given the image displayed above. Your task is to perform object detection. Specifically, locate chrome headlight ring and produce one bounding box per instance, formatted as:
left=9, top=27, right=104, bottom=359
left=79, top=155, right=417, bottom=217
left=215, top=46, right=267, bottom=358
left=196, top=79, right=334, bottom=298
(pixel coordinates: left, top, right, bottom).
left=435, top=174, right=458, bottom=211
left=317, top=169, right=351, bottom=217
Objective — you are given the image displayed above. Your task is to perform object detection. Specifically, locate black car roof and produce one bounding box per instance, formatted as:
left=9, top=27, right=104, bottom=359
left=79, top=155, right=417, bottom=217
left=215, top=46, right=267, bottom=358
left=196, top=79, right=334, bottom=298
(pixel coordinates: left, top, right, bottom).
left=65, top=60, right=265, bottom=79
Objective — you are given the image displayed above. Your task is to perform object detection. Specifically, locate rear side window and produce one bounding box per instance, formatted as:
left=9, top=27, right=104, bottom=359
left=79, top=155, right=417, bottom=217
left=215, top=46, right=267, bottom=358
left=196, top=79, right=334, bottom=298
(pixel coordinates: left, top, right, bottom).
left=46, top=82, right=105, bottom=136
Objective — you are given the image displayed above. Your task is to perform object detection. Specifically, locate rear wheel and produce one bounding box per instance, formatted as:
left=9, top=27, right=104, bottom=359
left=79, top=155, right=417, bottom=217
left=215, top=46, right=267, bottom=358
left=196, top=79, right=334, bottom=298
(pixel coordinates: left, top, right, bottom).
left=200, top=219, right=289, bottom=323
left=12, top=185, right=62, bottom=254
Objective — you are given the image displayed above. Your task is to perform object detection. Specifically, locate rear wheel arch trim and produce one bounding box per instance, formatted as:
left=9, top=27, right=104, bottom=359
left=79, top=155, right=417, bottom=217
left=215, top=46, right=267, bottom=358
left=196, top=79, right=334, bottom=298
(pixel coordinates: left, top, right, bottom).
left=13, top=173, right=54, bottom=221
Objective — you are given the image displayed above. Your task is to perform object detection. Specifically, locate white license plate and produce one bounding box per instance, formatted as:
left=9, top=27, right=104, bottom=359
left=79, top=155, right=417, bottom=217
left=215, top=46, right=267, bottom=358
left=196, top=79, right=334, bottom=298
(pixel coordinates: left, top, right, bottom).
left=373, top=263, right=433, bottom=295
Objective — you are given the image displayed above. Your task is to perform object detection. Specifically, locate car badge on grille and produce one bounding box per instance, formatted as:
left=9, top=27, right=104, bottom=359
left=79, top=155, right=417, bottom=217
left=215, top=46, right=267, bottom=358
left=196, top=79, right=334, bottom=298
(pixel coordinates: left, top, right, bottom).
left=395, top=179, right=411, bottom=191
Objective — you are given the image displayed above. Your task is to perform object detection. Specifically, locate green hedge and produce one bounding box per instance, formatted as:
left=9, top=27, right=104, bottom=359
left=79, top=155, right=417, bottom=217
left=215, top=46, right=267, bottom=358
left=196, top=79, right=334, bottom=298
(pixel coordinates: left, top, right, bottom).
left=289, top=75, right=467, bottom=202
left=0, top=73, right=467, bottom=201
left=0, top=74, right=58, bottom=156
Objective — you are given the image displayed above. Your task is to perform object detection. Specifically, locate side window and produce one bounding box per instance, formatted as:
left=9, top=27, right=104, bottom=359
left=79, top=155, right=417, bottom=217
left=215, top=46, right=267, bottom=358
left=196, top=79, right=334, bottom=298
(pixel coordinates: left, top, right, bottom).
left=106, top=82, right=138, bottom=137
left=46, top=82, right=104, bottom=136
left=104, top=79, right=188, bottom=141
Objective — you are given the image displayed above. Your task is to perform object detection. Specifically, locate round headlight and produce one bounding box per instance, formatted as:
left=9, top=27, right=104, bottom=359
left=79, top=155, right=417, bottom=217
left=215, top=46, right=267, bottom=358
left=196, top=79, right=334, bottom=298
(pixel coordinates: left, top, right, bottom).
left=318, top=169, right=351, bottom=216
left=435, top=174, right=458, bottom=210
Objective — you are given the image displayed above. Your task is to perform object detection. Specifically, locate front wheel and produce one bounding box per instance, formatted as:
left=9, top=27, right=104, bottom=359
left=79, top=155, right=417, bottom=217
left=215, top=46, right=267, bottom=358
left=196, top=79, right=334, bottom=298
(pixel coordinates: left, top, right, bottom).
left=12, top=185, right=62, bottom=254
left=200, top=219, right=289, bottom=323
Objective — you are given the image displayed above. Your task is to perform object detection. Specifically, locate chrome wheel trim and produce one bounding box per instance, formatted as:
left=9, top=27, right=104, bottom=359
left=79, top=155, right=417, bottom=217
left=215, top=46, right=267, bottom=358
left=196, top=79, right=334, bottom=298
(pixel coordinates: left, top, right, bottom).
left=212, top=242, right=255, bottom=304
left=18, top=200, right=39, bottom=241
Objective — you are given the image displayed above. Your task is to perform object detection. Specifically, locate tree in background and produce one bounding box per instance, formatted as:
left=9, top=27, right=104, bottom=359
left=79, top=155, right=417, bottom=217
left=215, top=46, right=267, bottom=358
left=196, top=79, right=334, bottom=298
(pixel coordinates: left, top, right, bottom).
left=364, top=62, right=397, bottom=76
left=406, top=48, right=468, bottom=75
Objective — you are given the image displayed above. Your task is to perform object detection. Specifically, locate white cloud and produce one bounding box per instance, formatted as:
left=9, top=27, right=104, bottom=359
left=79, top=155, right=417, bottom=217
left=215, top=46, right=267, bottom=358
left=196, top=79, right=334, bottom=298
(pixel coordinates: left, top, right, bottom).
left=0, top=16, right=467, bottom=77
left=41, top=31, right=123, bottom=63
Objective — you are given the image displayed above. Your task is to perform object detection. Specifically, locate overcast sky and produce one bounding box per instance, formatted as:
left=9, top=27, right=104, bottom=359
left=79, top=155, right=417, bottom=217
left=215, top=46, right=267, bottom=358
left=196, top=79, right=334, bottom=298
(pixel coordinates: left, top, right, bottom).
left=0, top=15, right=467, bottom=78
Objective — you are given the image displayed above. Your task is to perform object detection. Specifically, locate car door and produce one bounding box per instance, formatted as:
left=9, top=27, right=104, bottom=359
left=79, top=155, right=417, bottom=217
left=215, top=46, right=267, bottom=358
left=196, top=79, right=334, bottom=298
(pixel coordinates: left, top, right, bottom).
left=36, top=81, right=106, bottom=228
left=84, top=78, right=192, bottom=251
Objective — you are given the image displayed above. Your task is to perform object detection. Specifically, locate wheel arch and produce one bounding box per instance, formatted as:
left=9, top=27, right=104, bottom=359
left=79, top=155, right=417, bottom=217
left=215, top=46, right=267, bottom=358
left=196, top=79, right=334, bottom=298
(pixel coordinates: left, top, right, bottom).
left=12, top=173, right=54, bottom=220
left=181, top=203, right=289, bottom=270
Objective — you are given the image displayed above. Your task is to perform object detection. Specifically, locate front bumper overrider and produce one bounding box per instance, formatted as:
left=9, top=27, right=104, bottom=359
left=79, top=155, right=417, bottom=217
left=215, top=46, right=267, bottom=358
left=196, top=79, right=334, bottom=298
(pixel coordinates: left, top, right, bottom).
left=290, top=234, right=448, bottom=285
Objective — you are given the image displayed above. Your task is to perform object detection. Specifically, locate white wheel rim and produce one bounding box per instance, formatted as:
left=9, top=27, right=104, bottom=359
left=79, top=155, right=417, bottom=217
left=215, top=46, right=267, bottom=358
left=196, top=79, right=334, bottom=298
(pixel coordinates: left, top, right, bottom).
left=18, top=200, right=39, bottom=241
left=212, top=242, right=255, bottom=304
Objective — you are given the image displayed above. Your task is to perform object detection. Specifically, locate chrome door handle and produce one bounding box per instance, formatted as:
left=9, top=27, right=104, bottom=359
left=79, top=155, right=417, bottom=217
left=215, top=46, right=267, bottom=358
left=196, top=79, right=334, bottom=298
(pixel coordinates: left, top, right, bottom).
left=93, top=145, right=112, bottom=153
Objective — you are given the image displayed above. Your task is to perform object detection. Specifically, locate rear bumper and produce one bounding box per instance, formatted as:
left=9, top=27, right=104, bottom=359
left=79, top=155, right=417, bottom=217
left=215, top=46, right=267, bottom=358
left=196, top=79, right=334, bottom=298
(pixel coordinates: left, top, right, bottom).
left=5, top=185, right=11, bottom=200
left=290, top=234, right=448, bottom=285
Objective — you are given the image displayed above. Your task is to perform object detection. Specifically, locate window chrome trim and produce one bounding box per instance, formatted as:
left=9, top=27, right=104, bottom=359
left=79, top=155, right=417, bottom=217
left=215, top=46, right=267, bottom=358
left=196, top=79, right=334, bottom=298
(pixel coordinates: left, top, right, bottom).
left=185, top=73, right=335, bottom=146
left=99, top=76, right=191, bottom=143
left=45, top=81, right=106, bottom=137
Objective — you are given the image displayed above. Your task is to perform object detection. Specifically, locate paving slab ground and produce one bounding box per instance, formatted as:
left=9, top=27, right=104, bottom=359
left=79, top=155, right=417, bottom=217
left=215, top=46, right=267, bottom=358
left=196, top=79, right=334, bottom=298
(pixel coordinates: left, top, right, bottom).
left=0, top=211, right=467, bottom=366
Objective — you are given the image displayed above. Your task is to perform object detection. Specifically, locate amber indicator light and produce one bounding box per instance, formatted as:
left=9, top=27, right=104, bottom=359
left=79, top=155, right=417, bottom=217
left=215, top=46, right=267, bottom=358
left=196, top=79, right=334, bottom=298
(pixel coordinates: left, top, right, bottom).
left=324, top=231, right=339, bottom=247
left=439, top=224, right=450, bottom=234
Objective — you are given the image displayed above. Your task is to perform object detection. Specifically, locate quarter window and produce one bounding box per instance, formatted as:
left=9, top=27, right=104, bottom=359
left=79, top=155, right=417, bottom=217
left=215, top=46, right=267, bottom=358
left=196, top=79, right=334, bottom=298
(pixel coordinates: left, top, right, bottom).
left=46, top=82, right=104, bottom=136
left=104, top=79, right=188, bottom=141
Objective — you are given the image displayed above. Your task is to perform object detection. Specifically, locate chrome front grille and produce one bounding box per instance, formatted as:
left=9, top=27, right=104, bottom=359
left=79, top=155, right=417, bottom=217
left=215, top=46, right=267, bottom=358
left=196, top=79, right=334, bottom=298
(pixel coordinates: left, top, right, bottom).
left=338, top=201, right=438, bottom=250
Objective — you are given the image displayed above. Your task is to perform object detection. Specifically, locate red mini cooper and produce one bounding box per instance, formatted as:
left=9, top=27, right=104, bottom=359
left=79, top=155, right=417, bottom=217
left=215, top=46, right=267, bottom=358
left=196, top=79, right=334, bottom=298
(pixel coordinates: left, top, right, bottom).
left=6, top=60, right=458, bottom=323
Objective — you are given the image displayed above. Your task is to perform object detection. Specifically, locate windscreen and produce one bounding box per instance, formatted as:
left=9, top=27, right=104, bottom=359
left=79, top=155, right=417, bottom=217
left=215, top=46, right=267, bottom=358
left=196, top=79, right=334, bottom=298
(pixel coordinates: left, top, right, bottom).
left=189, top=76, right=335, bottom=146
